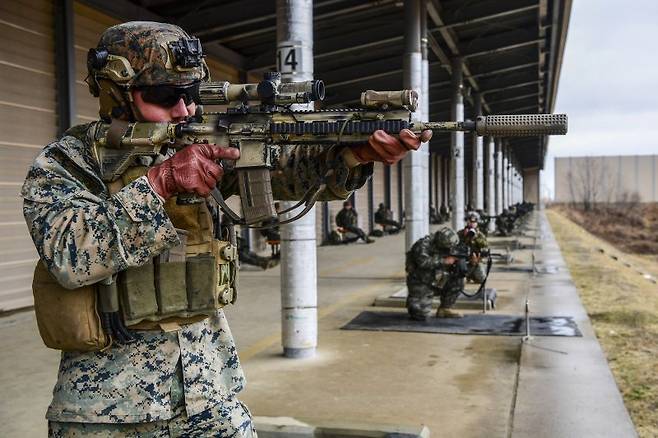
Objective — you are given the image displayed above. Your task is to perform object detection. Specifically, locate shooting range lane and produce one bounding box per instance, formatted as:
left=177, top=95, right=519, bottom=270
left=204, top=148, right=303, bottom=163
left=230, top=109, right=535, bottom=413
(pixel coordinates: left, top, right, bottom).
left=233, top=209, right=636, bottom=437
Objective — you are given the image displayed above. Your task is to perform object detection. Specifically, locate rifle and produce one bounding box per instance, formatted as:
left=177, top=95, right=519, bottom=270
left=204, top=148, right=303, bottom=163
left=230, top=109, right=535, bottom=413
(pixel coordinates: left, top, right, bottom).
left=92, top=72, right=568, bottom=227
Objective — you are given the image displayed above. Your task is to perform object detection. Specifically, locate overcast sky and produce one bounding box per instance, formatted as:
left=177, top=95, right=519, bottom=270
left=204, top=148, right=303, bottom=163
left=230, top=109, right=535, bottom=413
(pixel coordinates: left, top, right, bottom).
left=543, top=0, right=658, bottom=198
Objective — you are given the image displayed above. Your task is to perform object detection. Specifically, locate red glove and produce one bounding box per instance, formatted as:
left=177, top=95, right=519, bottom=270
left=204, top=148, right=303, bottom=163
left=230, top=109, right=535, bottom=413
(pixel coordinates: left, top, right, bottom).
left=350, top=129, right=433, bottom=165
left=147, top=144, right=240, bottom=199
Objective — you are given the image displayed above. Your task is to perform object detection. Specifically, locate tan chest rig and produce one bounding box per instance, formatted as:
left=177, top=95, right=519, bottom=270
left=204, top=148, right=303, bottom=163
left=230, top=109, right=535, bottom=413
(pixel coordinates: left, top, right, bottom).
left=32, top=166, right=238, bottom=352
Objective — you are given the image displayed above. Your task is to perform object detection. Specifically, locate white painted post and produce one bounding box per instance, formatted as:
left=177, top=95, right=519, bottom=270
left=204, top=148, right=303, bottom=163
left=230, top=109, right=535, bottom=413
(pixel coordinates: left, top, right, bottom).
left=472, top=93, right=484, bottom=211
left=420, top=3, right=430, bottom=236
left=450, top=57, right=465, bottom=230
left=495, top=139, right=503, bottom=215
left=403, top=0, right=426, bottom=248
left=277, top=0, right=317, bottom=359
left=486, top=137, right=496, bottom=233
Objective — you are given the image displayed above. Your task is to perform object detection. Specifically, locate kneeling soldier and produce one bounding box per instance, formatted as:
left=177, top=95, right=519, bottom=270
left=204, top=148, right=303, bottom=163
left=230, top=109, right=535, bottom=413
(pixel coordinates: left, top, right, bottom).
left=406, top=227, right=469, bottom=320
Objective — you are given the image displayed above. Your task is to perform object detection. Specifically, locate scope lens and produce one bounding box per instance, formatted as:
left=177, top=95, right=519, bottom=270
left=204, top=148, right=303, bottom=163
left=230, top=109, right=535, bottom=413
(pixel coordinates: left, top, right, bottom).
left=311, top=80, right=325, bottom=101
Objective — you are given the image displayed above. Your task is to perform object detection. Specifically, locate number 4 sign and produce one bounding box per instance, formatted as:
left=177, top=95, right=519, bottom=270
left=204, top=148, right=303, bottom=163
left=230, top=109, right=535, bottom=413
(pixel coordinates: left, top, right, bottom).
left=276, top=41, right=310, bottom=76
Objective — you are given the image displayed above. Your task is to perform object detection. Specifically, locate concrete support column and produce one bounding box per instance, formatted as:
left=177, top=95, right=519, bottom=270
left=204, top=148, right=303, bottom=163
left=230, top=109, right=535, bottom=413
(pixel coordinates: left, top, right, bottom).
left=403, top=0, right=427, bottom=248
left=520, top=173, right=524, bottom=203
left=384, top=165, right=392, bottom=208
left=523, top=167, right=540, bottom=205
left=501, top=143, right=508, bottom=209
left=472, top=93, right=484, bottom=211
left=495, top=139, right=503, bottom=215
left=512, top=153, right=516, bottom=205
left=397, top=161, right=403, bottom=222
left=450, top=57, right=465, bottom=230
left=277, top=0, right=316, bottom=359
left=507, top=149, right=513, bottom=206
left=420, top=6, right=430, bottom=236
left=486, top=137, right=496, bottom=233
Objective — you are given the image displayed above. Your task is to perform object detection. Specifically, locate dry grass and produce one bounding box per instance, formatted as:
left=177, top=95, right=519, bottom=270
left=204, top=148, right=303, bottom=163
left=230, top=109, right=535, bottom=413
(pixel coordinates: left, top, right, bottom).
left=547, top=209, right=658, bottom=438
left=552, top=203, right=658, bottom=255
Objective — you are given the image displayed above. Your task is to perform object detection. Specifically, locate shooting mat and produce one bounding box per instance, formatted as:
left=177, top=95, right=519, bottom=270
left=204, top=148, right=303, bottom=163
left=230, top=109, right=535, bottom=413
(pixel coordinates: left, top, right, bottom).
left=342, top=311, right=582, bottom=337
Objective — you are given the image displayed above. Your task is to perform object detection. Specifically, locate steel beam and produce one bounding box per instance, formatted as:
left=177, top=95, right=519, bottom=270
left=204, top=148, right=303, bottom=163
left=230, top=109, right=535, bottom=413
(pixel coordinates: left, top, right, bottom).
left=464, top=38, right=543, bottom=60
left=486, top=92, right=538, bottom=106
left=427, top=1, right=492, bottom=114
left=435, top=3, right=538, bottom=31
left=471, top=61, right=539, bottom=79
left=204, top=0, right=396, bottom=43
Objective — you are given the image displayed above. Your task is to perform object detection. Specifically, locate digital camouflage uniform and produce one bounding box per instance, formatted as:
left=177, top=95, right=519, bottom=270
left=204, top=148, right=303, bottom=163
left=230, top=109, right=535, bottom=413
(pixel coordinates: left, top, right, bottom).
left=22, top=125, right=371, bottom=433
left=405, top=230, right=464, bottom=320
left=459, top=227, right=488, bottom=284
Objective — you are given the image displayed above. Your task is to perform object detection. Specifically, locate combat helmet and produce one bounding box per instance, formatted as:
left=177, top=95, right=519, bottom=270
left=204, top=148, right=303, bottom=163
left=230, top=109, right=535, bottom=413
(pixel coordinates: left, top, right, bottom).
left=432, top=227, right=459, bottom=251
left=85, top=21, right=209, bottom=120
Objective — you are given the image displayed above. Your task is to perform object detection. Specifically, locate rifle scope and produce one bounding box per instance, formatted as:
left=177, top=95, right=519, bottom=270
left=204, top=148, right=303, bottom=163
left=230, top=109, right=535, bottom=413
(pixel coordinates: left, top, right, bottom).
left=199, top=72, right=324, bottom=106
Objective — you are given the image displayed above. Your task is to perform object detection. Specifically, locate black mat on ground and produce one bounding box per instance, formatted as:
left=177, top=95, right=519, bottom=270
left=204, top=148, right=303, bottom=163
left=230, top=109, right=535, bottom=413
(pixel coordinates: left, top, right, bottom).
left=342, top=311, right=582, bottom=337
left=493, top=266, right=534, bottom=273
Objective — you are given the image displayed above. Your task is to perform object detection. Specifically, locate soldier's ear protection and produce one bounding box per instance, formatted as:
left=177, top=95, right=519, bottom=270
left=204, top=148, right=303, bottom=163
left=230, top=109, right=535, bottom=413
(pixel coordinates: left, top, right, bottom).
left=86, top=48, right=109, bottom=97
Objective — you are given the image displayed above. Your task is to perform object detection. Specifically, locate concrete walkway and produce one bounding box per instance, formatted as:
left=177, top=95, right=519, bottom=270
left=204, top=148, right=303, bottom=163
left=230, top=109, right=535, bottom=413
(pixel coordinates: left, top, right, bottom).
left=0, top=211, right=637, bottom=437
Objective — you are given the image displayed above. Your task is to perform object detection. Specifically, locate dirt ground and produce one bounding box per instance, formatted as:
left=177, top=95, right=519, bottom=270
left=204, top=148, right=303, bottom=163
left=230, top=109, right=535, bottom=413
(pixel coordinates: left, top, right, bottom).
left=552, top=203, right=658, bottom=254
left=547, top=209, right=658, bottom=438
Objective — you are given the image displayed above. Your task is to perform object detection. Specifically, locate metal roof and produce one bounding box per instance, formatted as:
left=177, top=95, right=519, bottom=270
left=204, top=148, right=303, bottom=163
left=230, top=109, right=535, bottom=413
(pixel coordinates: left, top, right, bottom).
left=80, top=0, right=571, bottom=170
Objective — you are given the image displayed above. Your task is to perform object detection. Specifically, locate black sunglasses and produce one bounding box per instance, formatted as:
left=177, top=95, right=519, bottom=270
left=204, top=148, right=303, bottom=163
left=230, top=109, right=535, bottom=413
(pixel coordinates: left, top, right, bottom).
left=138, top=82, right=200, bottom=107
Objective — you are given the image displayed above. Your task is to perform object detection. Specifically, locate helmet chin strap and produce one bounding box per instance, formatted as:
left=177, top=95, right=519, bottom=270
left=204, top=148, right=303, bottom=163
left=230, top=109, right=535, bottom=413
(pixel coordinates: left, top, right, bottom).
left=123, top=89, right=144, bottom=122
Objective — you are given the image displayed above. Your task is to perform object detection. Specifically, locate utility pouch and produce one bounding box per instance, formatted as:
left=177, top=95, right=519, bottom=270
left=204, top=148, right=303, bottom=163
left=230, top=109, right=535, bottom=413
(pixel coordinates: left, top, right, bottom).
left=32, top=261, right=109, bottom=352
left=186, top=253, right=217, bottom=310
left=119, top=262, right=158, bottom=326
left=155, top=230, right=188, bottom=315
left=186, top=239, right=237, bottom=311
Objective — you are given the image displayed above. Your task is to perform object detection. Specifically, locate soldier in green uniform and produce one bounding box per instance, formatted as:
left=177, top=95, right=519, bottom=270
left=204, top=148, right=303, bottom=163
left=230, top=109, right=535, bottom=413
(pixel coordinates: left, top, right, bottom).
left=22, top=22, right=431, bottom=437
left=374, top=203, right=401, bottom=234
left=460, top=213, right=488, bottom=285
left=335, top=201, right=374, bottom=243
left=405, top=227, right=468, bottom=320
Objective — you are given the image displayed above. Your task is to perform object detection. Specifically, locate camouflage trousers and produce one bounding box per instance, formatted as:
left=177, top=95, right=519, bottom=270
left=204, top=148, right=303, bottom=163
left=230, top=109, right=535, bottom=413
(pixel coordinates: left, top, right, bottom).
left=406, top=278, right=464, bottom=320
left=48, top=396, right=257, bottom=438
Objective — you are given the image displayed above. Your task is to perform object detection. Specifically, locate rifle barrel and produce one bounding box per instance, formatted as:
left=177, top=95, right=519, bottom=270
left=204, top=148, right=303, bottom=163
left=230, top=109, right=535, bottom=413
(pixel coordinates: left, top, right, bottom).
left=415, top=114, right=568, bottom=137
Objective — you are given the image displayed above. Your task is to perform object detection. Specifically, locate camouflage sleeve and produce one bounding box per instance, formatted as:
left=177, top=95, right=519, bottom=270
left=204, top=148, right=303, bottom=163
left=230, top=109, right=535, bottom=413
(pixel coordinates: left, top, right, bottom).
left=269, top=145, right=373, bottom=201
left=473, top=232, right=488, bottom=252
left=217, top=145, right=372, bottom=203
left=21, top=138, right=178, bottom=289
left=411, top=238, right=439, bottom=271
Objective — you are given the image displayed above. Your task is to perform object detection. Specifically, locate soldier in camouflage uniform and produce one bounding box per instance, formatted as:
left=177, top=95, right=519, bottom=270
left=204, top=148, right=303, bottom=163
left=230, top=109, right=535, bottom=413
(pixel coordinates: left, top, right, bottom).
left=460, top=213, right=488, bottom=285
left=405, top=227, right=468, bottom=320
left=22, top=22, right=430, bottom=437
